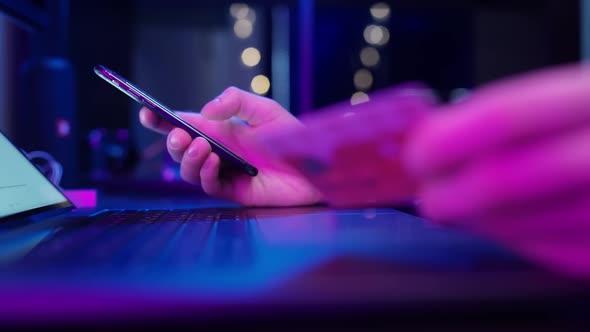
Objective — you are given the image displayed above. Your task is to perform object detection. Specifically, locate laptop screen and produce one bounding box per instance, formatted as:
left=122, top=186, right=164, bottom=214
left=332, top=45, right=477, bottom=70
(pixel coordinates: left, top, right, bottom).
left=0, top=131, right=71, bottom=220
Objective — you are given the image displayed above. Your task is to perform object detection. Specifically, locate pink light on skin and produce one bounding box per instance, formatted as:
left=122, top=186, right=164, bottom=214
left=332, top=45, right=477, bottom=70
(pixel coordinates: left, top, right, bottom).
left=165, top=86, right=324, bottom=207
left=403, top=63, right=590, bottom=279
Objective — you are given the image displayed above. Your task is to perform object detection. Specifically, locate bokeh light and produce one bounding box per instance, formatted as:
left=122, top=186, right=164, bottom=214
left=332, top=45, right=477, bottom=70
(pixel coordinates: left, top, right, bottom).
left=370, top=2, right=391, bottom=21
left=245, top=9, right=257, bottom=23
left=241, top=47, right=261, bottom=67
left=251, top=75, right=271, bottom=95
left=353, top=69, right=374, bottom=91
left=234, top=19, right=253, bottom=39
left=230, top=3, right=250, bottom=19
left=363, top=24, right=390, bottom=46
left=360, top=47, right=380, bottom=67
left=350, top=91, right=370, bottom=106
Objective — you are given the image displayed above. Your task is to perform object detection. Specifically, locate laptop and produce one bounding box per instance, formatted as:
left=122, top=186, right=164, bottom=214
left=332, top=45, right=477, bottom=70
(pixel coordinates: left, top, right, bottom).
left=0, top=129, right=587, bottom=327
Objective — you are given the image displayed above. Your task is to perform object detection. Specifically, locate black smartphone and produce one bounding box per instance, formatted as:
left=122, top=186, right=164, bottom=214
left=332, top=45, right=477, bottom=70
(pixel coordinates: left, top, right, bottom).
left=94, top=65, right=258, bottom=177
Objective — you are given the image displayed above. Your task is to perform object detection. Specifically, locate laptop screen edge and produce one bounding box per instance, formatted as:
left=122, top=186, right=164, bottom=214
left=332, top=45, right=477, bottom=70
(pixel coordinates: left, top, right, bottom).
left=0, top=129, right=75, bottom=223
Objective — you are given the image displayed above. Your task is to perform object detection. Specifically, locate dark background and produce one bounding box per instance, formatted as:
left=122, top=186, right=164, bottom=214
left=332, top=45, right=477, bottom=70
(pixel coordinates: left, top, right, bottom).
left=0, top=0, right=582, bottom=190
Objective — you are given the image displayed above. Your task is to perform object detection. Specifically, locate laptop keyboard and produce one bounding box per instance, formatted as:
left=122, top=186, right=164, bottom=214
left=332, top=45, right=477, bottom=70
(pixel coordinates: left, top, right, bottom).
left=19, top=208, right=252, bottom=273
left=95, top=208, right=245, bottom=224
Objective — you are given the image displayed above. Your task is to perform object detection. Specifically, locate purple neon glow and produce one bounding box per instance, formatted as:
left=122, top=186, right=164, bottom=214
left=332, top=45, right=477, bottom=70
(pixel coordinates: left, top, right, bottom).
left=162, top=166, right=177, bottom=182
left=63, top=189, right=97, bottom=208
left=55, top=118, right=71, bottom=138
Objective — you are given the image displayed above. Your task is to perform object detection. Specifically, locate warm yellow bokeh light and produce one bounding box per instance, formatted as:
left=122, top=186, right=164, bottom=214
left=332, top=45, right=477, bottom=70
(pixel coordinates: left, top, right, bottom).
left=350, top=91, right=370, bottom=106
left=370, top=2, right=391, bottom=21
left=353, top=69, right=373, bottom=91
left=360, top=47, right=380, bottom=67
left=245, top=9, right=257, bottom=23
left=234, top=19, right=253, bottom=39
left=241, top=47, right=261, bottom=67
left=251, top=75, right=270, bottom=95
left=230, top=3, right=250, bottom=19
left=363, top=24, right=390, bottom=46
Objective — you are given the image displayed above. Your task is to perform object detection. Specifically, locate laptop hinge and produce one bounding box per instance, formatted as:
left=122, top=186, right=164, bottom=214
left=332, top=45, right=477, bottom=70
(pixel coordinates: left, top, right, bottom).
left=0, top=206, right=75, bottom=232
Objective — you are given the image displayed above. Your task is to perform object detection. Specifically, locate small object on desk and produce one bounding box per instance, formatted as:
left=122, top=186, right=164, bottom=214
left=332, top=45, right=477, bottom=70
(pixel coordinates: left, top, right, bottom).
left=63, top=189, right=98, bottom=208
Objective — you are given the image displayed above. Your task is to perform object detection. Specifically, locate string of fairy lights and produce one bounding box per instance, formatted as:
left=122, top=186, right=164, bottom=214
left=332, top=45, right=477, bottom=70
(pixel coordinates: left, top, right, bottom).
left=229, top=3, right=271, bottom=96
left=229, top=3, right=391, bottom=103
left=351, top=2, right=391, bottom=106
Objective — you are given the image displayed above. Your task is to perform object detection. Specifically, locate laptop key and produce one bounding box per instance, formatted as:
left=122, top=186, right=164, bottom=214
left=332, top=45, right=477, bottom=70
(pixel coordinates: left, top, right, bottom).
left=157, top=221, right=215, bottom=270
left=112, top=222, right=186, bottom=272
left=17, top=208, right=245, bottom=273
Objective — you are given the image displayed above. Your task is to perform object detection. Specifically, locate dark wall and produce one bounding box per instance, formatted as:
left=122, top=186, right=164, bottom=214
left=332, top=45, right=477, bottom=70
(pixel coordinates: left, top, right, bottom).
left=1, top=0, right=581, bottom=187
left=312, top=0, right=580, bottom=109
left=474, top=1, right=580, bottom=83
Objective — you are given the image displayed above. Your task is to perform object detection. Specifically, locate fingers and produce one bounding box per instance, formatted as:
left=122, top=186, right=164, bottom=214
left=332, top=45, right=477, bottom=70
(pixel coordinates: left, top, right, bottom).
left=477, top=192, right=590, bottom=242
left=179, top=137, right=212, bottom=184
left=405, top=64, right=590, bottom=179
left=166, top=131, right=222, bottom=189
left=199, top=153, right=225, bottom=197
left=417, top=125, right=590, bottom=223
left=201, top=86, right=290, bottom=127
left=139, top=107, right=175, bottom=134
left=139, top=107, right=209, bottom=135
left=166, top=128, right=192, bottom=163
left=474, top=193, right=590, bottom=278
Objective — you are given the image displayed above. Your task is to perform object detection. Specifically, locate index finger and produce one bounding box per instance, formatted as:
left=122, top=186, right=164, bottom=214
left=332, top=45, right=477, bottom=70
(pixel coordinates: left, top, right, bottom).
left=405, top=64, right=590, bottom=178
left=139, top=107, right=175, bottom=134
left=201, top=87, right=290, bottom=127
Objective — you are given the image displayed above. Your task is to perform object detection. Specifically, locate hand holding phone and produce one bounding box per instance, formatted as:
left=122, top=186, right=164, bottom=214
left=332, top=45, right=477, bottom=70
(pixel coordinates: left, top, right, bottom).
left=96, top=68, right=321, bottom=206
left=94, top=65, right=258, bottom=177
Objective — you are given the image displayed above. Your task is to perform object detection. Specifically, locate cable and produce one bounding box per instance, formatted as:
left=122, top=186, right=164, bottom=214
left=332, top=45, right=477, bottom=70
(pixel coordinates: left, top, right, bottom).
left=24, top=150, right=64, bottom=187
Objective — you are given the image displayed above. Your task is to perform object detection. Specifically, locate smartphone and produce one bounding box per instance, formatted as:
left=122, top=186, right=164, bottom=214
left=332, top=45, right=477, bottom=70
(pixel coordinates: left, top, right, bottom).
left=94, top=65, right=258, bottom=177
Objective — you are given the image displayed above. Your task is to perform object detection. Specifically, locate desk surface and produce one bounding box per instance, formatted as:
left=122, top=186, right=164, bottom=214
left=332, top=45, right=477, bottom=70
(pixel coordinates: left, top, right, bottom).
left=1, top=190, right=589, bottom=329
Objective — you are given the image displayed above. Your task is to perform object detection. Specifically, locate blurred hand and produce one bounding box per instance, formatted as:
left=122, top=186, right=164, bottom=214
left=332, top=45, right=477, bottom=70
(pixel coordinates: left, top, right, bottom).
left=140, top=87, right=323, bottom=206
left=404, top=64, right=590, bottom=278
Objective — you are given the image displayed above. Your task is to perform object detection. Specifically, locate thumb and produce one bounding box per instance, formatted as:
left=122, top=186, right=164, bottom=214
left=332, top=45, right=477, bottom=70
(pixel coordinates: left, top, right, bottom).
left=200, top=87, right=288, bottom=127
